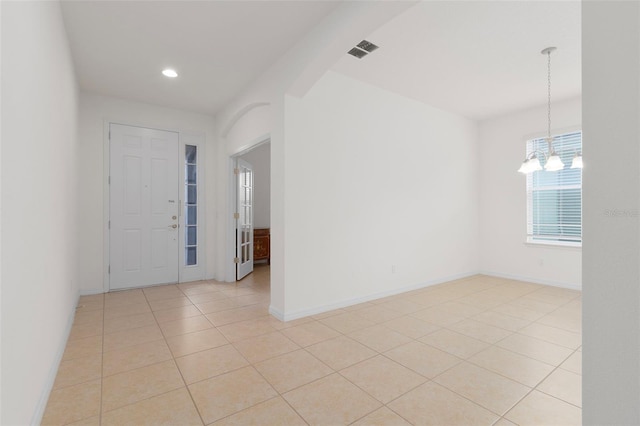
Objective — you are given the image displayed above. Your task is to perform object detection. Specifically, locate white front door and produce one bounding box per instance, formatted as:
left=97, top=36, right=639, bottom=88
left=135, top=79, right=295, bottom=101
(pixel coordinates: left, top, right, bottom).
left=109, top=124, right=180, bottom=290
left=236, top=158, right=254, bottom=280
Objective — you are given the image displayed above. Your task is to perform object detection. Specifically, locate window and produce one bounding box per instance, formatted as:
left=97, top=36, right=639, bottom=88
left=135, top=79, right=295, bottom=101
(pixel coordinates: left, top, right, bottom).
left=526, top=131, right=582, bottom=245
left=185, top=145, right=197, bottom=265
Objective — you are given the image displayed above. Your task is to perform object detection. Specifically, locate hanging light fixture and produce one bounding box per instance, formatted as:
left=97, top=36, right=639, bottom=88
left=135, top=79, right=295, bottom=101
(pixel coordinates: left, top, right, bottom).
left=518, top=46, right=579, bottom=173
left=570, top=151, right=583, bottom=169
left=542, top=47, right=564, bottom=171
left=517, top=153, right=542, bottom=173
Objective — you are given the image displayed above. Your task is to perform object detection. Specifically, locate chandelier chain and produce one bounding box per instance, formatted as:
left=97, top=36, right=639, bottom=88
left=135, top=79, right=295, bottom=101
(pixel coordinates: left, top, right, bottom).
left=547, top=49, right=552, bottom=142
left=518, top=46, right=579, bottom=174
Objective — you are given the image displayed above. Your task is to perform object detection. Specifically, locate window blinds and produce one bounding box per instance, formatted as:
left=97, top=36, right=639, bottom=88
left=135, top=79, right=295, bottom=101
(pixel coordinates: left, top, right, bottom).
left=526, top=131, right=582, bottom=243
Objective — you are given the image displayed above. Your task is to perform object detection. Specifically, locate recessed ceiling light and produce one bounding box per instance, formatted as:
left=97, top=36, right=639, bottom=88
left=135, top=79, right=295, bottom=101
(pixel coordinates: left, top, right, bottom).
left=162, top=69, right=178, bottom=78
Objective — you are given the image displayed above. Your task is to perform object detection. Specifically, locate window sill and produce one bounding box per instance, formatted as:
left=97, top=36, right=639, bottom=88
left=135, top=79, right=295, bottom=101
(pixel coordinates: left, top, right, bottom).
left=525, top=240, right=582, bottom=249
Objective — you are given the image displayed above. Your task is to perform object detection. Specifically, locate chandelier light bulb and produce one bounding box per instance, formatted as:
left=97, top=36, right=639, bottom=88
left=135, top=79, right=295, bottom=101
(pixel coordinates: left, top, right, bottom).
left=571, top=153, right=583, bottom=169
left=519, top=155, right=542, bottom=174
left=518, top=160, right=529, bottom=174
left=529, top=156, right=542, bottom=172
left=545, top=152, right=564, bottom=171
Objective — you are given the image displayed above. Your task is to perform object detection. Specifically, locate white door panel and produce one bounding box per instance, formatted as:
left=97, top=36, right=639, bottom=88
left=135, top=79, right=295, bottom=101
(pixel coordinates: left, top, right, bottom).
left=110, top=124, right=179, bottom=290
left=236, top=158, right=254, bottom=280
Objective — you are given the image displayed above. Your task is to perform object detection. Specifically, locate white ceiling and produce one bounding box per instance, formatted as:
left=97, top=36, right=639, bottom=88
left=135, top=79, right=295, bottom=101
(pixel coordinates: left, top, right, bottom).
left=61, top=1, right=581, bottom=120
left=60, top=1, right=341, bottom=115
left=332, top=1, right=581, bottom=120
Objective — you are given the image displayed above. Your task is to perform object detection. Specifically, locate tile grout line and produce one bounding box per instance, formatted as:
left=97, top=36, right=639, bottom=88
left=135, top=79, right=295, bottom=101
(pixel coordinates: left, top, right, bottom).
left=168, top=284, right=208, bottom=426
left=423, top=293, right=581, bottom=416
left=176, top=279, right=279, bottom=425
left=388, top=294, right=578, bottom=421
left=100, top=287, right=201, bottom=423
left=47, top=274, right=581, bottom=425
left=244, top=352, right=311, bottom=426
left=99, top=292, right=105, bottom=426
left=369, top=321, right=510, bottom=424
left=98, top=283, right=225, bottom=425
left=495, top=344, right=582, bottom=422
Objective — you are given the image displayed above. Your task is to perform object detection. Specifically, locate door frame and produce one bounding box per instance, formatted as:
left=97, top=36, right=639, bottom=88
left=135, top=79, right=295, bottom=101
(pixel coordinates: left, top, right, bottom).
left=102, top=120, right=207, bottom=292
left=226, top=134, right=270, bottom=282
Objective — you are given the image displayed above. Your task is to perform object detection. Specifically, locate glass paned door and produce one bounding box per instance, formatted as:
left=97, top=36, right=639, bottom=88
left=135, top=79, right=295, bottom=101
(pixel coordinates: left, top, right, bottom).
left=236, top=158, right=253, bottom=280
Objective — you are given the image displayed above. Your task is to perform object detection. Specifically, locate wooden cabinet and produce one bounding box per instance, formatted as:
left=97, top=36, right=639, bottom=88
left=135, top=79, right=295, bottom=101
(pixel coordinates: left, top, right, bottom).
left=253, top=228, right=270, bottom=264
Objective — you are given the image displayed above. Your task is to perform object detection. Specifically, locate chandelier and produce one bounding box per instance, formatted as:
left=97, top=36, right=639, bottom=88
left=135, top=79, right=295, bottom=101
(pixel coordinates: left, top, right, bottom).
left=518, top=47, right=582, bottom=173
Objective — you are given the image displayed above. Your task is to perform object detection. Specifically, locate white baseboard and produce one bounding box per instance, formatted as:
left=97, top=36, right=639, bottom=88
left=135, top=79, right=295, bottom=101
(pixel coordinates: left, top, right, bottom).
left=79, top=288, right=104, bottom=296
left=267, top=270, right=581, bottom=323
left=269, top=305, right=285, bottom=321
left=31, top=293, right=79, bottom=425
left=275, top=271, right=478, bottom=322
left=480, top=270, right=582, bottom=291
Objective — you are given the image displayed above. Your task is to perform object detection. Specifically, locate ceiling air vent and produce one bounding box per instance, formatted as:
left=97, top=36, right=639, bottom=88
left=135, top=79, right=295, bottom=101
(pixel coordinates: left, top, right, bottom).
left=347, top=40, right=380, bottom=59
left=357, top=40, right=379, bottom=53
left=348, top=47, right=368, bottom=59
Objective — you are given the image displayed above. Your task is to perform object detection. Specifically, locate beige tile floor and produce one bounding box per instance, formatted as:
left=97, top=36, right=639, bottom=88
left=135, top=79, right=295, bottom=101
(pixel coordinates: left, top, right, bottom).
left=43, top=265, right=582, bottom=425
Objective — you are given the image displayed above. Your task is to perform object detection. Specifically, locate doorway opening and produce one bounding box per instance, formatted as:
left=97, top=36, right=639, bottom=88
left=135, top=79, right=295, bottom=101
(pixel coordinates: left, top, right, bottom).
left=230, top=139, right=271, bottom=283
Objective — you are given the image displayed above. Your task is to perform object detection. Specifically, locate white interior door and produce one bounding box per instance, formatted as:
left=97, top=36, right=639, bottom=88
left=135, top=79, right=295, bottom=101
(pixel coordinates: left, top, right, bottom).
left=110, top=124, right=180, bottom=290
left=236, top=158, right=254, bottom=280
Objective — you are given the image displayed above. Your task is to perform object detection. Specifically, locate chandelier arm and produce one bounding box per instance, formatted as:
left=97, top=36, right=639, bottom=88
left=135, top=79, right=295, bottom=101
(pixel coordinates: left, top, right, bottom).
left=524, top=149, right=548, bottom=161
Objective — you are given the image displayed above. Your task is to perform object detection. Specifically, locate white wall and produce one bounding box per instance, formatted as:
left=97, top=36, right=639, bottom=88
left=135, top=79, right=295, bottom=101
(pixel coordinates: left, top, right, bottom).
left=77, top=93, right=217, bottom=294
left=0, top=1, right=4, bottom=418
left=239, top=143, right=271, bottom=229
left=1, top=2, right=80, bottom=424
left=582, top=2, right=640, bottom=423
left=281, top=71, right=479, bottom=318
left=215, top=2, right=416, bottom=309
left=479, top=98, right=582, bottom=288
